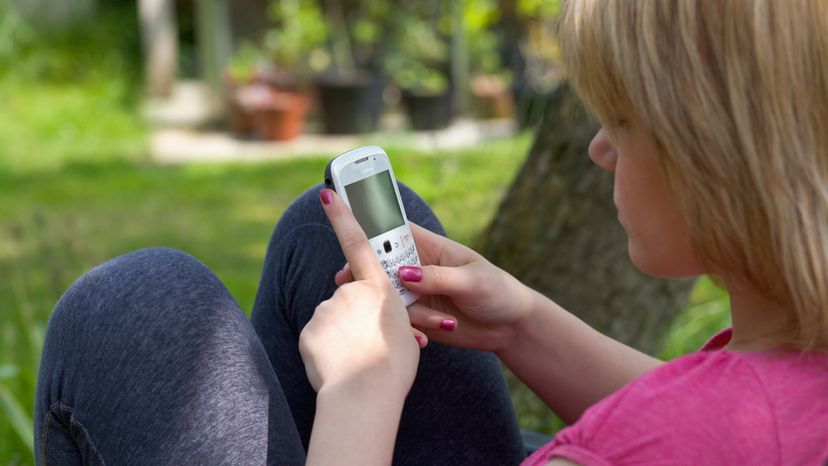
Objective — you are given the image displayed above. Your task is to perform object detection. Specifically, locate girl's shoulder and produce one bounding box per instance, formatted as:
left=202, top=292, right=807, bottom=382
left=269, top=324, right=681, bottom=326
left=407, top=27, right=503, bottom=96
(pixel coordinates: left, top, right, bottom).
left=526, top=341, right=828, bottom=466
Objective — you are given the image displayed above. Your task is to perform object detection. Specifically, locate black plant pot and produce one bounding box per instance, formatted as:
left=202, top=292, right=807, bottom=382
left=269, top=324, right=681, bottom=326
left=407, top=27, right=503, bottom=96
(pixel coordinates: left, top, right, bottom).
left=511, top=79, right=554, bottom=130
left=402, top=90, right=454, bottom=131
left=314, top=72, right=384, bottom=134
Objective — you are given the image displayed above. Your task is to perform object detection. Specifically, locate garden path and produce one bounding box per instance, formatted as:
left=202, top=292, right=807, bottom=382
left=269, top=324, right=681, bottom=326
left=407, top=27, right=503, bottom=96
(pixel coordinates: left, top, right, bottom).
left=144, top=80, right=517, bottom=164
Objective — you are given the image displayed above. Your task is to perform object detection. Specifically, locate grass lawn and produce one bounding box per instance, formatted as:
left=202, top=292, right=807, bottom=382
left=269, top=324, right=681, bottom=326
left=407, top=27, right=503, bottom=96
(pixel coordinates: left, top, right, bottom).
left=0, top=135, right=550, bottom=462
left=0, top=134, right=731, bottom=463
left=0, top=4, right=730, bottom=461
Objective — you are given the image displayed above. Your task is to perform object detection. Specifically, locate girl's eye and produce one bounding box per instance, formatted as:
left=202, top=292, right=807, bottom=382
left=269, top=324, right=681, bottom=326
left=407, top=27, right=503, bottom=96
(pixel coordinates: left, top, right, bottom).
left=603, top=117, right=627, bottom=130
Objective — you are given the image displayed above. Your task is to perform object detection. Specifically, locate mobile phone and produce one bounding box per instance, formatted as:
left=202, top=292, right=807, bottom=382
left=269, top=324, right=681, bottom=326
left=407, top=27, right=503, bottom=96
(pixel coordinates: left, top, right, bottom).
left=325, top=146, right=421, bottom=306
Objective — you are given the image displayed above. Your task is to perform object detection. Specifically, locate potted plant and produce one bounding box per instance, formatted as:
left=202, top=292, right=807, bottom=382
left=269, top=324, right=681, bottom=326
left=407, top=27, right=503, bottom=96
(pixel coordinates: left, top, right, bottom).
left=242, top=0, right=327, bottom=140
left=225, top=42, right=263, bottom=136
left=313, top=0, right=388, bottom=134
left=511, top=0, right=564, bottom=129
left=464, top=0, right=514, bottom=120
left=262, top=0, right=329, bottom=89
left=385, top=4, right=454, bottom=131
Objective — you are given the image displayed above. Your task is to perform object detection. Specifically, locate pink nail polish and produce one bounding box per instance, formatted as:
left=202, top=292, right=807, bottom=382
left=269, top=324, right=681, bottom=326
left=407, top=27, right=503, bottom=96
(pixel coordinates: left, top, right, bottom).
left=320, top=189, right=333, bottom=205
left=398, top=266, right=422, bottom=282
left=440, top=319, right=456, bottom=332
left=415, top=335, right=423, bottom=344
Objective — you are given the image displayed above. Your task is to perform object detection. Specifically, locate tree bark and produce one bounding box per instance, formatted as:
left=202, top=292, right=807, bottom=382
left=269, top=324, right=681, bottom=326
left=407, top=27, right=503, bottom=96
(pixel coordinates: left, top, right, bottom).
left=195, top=0, right=233, bottom=115
left=479, top=84, right=693, bottom=355
left=139, top=0, right=178, bottom=98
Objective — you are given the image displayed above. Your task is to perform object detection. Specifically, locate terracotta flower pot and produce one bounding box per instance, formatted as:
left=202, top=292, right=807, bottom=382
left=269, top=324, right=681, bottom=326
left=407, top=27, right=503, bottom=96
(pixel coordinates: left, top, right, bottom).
left=251, top=89, right=311, bottom=141
left=228, top=97, right=255, bottom=136
left=470, top=74, right=515, bottom=120
left=225, top=76, right=257, bottom=137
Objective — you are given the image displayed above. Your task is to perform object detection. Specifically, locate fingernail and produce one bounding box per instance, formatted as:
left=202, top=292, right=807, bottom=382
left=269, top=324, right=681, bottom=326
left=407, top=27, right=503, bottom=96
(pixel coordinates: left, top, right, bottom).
left=398, top=265, right=422, bottom=282
left=440, top=319, right=456, bottom=332
left=415, top=335, right=423, bottom=344
left=320, top=189, right=333, bottom=205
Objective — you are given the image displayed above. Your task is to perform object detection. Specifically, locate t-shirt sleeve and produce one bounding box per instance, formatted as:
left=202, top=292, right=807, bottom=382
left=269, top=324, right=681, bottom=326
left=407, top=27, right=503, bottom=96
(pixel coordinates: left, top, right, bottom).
left=525, top=351, right=779, bottom=466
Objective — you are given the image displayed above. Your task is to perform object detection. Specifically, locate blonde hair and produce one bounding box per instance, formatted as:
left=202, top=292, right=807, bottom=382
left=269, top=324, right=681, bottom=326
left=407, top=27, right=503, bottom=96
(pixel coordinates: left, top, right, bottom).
left=559, top=0, right=828, bottom=349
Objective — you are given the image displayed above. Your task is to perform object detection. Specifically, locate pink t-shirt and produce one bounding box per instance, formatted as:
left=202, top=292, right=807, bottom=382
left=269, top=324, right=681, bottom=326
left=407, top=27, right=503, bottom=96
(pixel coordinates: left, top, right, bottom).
left=522, top=329, right=828, bottom=465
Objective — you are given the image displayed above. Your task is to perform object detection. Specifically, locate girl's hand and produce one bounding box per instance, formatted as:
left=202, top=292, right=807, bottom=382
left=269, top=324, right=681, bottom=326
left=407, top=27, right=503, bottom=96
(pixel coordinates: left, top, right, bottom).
left=299, top=189, right=425, bottom=398
left=335, top=222, right=536, bottom=353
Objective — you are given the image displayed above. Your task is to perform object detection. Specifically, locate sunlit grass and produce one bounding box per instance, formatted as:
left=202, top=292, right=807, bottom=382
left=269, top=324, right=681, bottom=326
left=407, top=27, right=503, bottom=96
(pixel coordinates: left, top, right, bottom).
left=0, top=132, right=735, bottom=462
left=0, top=135, right=531, bottom=463
left=0, top=1, right=737, bottom=462
left=0, top=77, right=147, bottom=173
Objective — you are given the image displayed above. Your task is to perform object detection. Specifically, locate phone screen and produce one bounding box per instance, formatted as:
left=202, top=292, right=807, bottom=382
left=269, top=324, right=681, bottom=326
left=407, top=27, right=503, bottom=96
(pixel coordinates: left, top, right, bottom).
left=344, top=170, right=405, bottom=239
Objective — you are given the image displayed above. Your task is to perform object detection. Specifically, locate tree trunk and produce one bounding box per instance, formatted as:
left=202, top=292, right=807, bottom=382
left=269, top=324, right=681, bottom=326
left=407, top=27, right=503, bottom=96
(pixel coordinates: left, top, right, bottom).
left=139, top=0, right=178, bottom=98
left=479, top=84, right=693, bottom=355
left=195, top=0, right=233, bottom=115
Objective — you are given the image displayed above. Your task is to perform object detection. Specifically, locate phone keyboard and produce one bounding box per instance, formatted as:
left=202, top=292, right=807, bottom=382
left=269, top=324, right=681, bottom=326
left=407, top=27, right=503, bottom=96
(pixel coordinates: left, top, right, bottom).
left=380, top=243, right=420, bottom=290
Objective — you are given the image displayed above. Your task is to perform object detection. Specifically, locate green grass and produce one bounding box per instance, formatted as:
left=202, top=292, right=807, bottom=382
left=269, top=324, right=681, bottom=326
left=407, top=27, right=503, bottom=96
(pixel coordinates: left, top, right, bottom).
left=0, top=136, right=535, bottom=464
left=0, top=0, right=145, bottom=174
left=0, top=3, right=733, bottom=461
left=0, top=136, right=733, bottom=463
left=0, top=76, right=147, bottom=174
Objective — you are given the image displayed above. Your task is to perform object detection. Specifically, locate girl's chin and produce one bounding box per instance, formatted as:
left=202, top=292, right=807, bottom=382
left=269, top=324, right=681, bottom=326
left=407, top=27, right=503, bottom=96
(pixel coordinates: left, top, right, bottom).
left=627, top=241, right=703, bottom=279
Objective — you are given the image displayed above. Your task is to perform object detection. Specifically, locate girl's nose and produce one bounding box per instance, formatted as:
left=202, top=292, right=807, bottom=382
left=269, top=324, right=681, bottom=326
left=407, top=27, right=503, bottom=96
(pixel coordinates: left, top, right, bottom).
left=588, top=127, right=617, bottom=173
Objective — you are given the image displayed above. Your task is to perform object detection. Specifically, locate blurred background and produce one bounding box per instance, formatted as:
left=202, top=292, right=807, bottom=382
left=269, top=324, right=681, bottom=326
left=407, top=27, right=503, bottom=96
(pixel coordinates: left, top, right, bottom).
left=0, top=0, right=729, bottom=463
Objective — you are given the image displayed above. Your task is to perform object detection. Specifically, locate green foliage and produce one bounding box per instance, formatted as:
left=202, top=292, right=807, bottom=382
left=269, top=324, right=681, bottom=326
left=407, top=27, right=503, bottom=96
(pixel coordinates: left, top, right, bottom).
left=659, top=277, right=731, bottom=360
left=265, top=0, right=329, bottom=76
left=463, top=0, right=508, bottom=79
left=227, top=41, right=264, bottom=84
left=384, top=2, right=451, bottom=94
left=0, top=1, right=146, bottom=174
left=0, top=1, right=141, bottom=87
left=0, top=0, right=35, bottom=68
left=1, top=374, right=34, bottom=456
left=384, top=56, right=449, bottom=95
left=516, top=0, right=561, bottom=21
left=348, top=0, right=389, bottom=66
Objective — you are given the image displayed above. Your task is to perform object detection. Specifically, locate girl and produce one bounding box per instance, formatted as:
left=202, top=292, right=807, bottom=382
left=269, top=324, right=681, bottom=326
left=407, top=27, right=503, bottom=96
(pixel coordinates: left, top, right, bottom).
left=35, top=0, right=828, bottom=464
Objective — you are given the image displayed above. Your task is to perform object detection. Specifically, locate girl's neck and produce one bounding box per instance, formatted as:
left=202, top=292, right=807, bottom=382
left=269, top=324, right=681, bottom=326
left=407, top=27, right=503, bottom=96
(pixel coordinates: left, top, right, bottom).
left=721, top=277, right=792, bottom=352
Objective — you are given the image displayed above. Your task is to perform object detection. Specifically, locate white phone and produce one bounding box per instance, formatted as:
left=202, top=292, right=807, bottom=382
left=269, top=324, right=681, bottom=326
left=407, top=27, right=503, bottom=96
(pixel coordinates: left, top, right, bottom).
left=325, top=146, right=421, bottom=306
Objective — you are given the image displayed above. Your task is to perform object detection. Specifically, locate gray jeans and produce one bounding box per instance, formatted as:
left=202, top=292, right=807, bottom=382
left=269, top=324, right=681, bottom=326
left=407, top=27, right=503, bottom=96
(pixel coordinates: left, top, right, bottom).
left=34, top=183, right=525, bottom=465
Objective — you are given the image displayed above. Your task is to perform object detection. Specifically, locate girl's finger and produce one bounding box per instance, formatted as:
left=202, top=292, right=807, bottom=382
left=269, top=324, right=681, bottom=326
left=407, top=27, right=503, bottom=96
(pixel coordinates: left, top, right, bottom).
left=413, top=327, right=428, bottom=349
left=407, top=303, right=458, bottom=332
left=334, top=263, right=354, bottom=286
left=397, top=263, right=476, bottom=297
left=319, top=188, right=385, bottom=281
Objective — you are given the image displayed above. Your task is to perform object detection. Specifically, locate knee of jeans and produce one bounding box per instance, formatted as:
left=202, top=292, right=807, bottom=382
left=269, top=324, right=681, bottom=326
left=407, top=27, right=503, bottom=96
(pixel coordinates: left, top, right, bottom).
left=43, top=247, right=250, bottom=393
left=277, top=183, right=328, bottom=230
left=51, top=247, right=232, bottom=327
left=101, top=246, right=205, bottom=276
left=73, top=247, right=212, bottom=293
